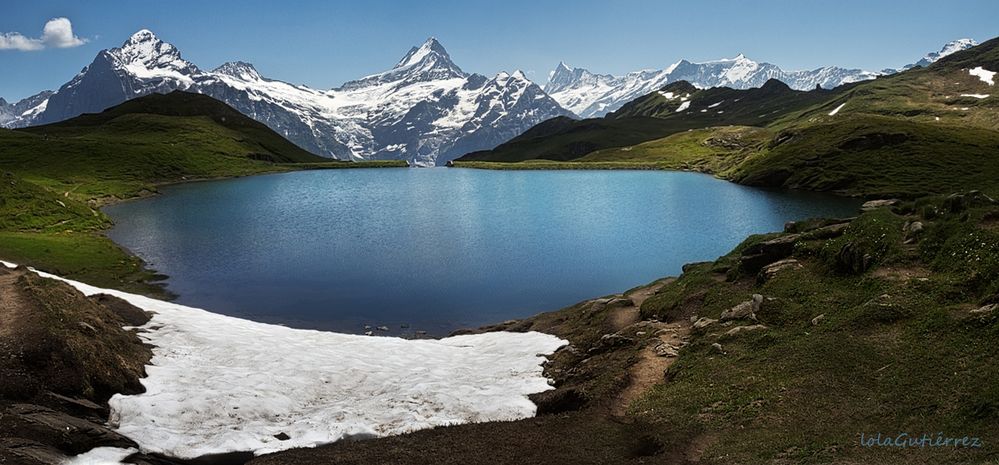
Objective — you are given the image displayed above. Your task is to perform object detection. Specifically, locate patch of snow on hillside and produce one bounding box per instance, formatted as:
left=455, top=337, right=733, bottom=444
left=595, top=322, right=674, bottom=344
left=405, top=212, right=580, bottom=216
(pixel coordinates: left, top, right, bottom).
left=676, top=100, right=691, bottom=112
left=960, top=93, right=990, bottom=99
left=0, top=262, right=566, bottom=460
left=970, top=67, right=996, bottom=86
left=63, top=447, right=137, bottom=465
left=828, top=102, right=846, bottom=116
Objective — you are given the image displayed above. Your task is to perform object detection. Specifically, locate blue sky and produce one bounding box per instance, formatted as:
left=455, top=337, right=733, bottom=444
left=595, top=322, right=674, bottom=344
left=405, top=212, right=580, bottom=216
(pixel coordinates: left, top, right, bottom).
left=2, top=0, right=997, bottom=101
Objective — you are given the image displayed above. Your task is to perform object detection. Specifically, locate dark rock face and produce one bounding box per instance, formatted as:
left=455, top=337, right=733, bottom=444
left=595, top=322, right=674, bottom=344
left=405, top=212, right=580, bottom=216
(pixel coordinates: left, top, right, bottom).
left=738, top=234, right=801, bottom=273
left=530, top=387, right=589, bottom=414
left=1, top=404, right=138, bottom=454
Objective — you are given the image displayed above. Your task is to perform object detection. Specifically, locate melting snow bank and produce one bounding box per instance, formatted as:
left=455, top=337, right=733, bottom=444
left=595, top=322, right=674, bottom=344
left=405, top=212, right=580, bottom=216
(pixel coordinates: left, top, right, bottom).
left=969, top=66, right=996, bottom=86
left=62, top=447, right=137, bottom=465
left=828, top=102, right=846, bottom=116
left=0, top=261, right=566, bottom=460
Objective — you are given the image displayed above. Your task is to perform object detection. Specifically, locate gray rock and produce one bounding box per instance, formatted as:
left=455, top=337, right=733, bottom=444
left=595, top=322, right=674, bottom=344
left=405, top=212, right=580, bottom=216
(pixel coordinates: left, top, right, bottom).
left=693, top=317, right=718, bottom=330
left=758, top=258, right=802, bottom=283
left=711, top=342, right=724, bottom=353
left=654, top=342, right=679, bottom=357
left=811, top=314, right=826, bottom=326
left=587, top=334, right=635, bottom=355
left=720, top=294, right=763, bottom=321
left=861, top=199, right=899, bottom=211
left=724, top=324, right=768, bottom=337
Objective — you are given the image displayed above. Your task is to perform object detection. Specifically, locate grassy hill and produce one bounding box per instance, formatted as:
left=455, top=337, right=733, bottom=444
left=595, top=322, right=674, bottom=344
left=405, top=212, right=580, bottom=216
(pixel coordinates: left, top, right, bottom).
left=456, top=37, right=999, bottom=199
left=457, top=79, right=851, bottom=163
left=0, top=91, right=403, bottom=294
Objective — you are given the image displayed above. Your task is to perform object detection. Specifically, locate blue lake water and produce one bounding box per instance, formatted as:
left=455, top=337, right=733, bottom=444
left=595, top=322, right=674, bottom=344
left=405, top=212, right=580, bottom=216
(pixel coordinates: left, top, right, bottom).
left=104, top=168, right=861, bottom=335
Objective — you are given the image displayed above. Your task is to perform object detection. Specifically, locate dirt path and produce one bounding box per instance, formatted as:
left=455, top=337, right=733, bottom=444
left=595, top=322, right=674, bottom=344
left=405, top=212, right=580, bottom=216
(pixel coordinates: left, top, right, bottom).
left=599, top=278, right=693, bottom=417
left=0, top=269, right=29, bottom=338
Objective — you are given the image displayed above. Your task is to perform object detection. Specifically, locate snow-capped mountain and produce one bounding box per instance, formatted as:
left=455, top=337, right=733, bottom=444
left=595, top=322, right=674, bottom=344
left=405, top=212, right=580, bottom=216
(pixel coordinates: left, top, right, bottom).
left=545, top=39, right=980, bottom=118
left=11, top=31, right=570, bottom=166
left=0, top=91, right=54, bottom=127
left=546, top=55, right=879, bottom=118
left=901, top=38, right=978, bottom=70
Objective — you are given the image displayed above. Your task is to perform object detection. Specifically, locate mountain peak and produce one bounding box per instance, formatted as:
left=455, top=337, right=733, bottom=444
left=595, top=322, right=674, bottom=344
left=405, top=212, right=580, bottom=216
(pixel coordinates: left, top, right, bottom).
left=905, top=38, right=980, bottom=69
left=125, top=29, right=159, bottom=45
left=939, top=38, right=978, bottom=56
left=106, top=29, right=199, bottom=78
left=213, top=61, right=261, bottom=81
left=395, top=37, right=452, bottom=69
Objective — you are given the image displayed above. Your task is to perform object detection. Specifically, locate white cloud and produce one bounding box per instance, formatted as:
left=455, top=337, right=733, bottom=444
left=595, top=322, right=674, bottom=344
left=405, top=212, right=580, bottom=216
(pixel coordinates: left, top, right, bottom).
left=0, top=17, right=87, bottom=51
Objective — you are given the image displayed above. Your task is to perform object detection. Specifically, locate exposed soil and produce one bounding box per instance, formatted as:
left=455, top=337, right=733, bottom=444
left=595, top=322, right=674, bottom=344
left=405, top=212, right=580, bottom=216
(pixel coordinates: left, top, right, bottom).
left=0, top=266, right=163, bottom=465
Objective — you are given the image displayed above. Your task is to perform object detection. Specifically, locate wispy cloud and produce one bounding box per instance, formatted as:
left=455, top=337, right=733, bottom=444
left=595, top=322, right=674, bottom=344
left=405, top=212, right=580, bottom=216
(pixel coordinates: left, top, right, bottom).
left=0, top=17, right=87, bottom=52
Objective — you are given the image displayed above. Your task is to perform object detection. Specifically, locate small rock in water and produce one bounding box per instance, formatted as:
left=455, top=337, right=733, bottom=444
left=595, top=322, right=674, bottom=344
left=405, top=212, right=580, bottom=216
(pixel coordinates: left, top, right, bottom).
left=364, top=331, right=374, bottom=336
left=400, top=324, right=410, bottom=329
left=363, top=325, right=372, bottom=330
left=376, top=326, right=390, bottom=332
left=274, top=432, right=291, bottom=441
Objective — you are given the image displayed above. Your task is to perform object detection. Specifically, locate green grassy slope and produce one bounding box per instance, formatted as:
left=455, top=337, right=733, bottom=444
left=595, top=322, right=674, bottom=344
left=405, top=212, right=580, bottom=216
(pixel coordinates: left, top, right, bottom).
left=629, top=195, right=999, bottom=464
left=457, top=79, right=851, bottom=163
left=1, top=91, right=337, bottom=201
left=0, top=91, right=402, bottom=294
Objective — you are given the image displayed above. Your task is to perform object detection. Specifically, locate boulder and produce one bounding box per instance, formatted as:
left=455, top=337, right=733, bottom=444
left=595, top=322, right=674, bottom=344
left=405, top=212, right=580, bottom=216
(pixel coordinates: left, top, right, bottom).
left=720, top=294, right=763, bottom=321
left=710, top=342, right=724, bottom=354
left=758, top=258, right=803, bottom=283
left=739, top=234, right=801, bottom=273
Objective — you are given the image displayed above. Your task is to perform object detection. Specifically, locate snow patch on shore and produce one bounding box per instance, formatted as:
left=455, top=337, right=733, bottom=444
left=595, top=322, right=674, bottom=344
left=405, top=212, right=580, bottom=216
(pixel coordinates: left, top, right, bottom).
left=1, top=261, right=566, bottom=459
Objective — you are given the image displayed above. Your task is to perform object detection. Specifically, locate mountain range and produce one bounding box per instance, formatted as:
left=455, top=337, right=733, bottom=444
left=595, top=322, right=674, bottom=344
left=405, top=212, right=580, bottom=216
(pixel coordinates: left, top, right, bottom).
left=3, top=31, right=569, bottom=166
left=0, top=34, right=980, bottom=164
left=545, top=39, right=979, bottom=117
